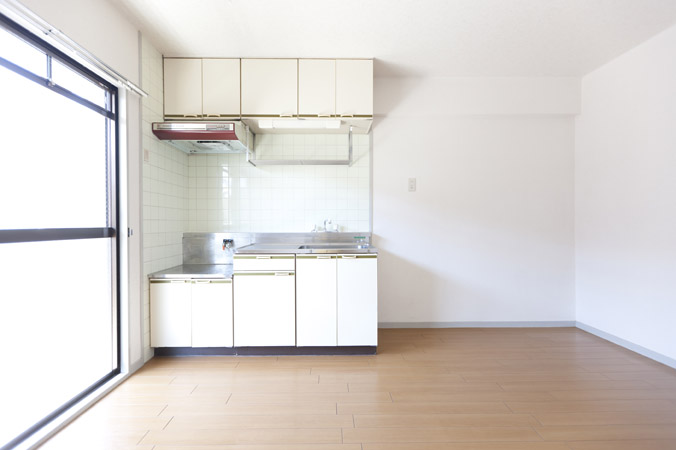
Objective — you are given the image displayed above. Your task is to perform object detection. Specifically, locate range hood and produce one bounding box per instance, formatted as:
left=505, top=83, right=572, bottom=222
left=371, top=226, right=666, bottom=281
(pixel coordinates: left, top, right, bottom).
left=152, top=122, right=253, bottom=154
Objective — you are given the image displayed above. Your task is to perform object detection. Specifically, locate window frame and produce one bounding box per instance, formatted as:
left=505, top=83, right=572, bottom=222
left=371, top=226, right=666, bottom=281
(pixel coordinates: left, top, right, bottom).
left=0, top=13, right=121, bottom=450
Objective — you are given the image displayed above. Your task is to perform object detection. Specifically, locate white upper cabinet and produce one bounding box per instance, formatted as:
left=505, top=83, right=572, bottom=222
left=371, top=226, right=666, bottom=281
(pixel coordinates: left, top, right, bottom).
left=164, top=58, right=202, bottom=117
left=164, top=58, right=372, bottom=119
left=336, top=59, right=373, bottom=117
left=298, top=59, right=336, bottom=117
left=241, top=59, right=298, bottom=117
left=202, top=59, right=240, bottom=117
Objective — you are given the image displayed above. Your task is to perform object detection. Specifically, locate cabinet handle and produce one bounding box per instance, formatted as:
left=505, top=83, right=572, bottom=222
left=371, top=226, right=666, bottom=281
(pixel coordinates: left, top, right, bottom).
left=279, top=113, right=294, bottom=118
left=317, top=255, right=332, bottom=259
left=193, top=280, right=211, bottom=284
left=170, top=280, right=189, bottom=283
left=341, top=255, right=357, bottom=259
left=317, top=114, right=331, bottom=118
left=340, top=114, right=354, bottom=118
left=275, top=272, right=293, bottom=276
left=256, top=256, right=271, bottom=259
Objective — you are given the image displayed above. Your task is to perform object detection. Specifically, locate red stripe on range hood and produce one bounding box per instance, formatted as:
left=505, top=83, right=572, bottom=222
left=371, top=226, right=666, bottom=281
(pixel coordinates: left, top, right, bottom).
left=151, top=122, right=238, bottom=141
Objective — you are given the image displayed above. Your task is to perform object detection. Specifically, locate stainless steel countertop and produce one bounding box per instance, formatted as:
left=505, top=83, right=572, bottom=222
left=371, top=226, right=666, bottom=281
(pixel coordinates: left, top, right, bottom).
left=148, top=264, right=233, bottom=280
left=235, top=243, right=378, bottom=255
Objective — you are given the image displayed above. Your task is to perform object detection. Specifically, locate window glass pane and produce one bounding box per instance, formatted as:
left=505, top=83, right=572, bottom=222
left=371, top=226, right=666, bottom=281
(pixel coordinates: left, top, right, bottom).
left=0, top=239, right=115, bottom=448
left=0, top=66, right=110, bottom=229
left=52, top=59, right=109, bottom=109
left=0, top=26, right=46, bottom=77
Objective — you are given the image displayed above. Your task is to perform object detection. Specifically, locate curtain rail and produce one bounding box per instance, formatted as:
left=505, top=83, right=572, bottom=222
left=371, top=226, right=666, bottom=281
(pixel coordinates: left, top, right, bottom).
left=0, top=0, right=147, bottom=97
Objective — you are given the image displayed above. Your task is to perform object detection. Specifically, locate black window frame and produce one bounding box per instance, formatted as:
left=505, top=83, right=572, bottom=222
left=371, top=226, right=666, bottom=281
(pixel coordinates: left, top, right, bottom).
left=0, top=13, right=121, bottom=450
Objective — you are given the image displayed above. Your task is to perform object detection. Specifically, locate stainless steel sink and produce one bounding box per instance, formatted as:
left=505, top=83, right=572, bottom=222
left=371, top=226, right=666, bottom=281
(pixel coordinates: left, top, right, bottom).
left=298, top=244, right=370, bottom=250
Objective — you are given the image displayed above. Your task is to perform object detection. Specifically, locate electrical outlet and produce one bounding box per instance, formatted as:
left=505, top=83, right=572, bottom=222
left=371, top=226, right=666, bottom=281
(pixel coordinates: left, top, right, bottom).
left=143, top=149, right=150, bottom=162
left=408, top=177, right=417, bottom=192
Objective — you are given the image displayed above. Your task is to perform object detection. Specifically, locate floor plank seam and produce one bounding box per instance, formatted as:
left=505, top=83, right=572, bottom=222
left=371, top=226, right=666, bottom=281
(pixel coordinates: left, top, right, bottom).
left=162, top=416, right=173, bottom=430
left=136, top=429, right=150, bottom=446
left=531, top=424, right=546, bottom=441
left=156, top=404, right=168, bottom=417
left=531, top=413, right=545, bottom=427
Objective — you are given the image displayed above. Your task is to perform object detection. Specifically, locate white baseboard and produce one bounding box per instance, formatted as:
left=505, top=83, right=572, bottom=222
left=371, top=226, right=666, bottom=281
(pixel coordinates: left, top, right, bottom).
left=378, top=321, right=576, bottom=328
left=576, top=321, right=676, bottom=370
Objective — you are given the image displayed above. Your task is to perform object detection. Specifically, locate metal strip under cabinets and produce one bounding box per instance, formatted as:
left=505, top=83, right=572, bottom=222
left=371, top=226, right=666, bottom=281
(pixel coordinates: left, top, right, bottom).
left=247, top=126, right=354, bottom=167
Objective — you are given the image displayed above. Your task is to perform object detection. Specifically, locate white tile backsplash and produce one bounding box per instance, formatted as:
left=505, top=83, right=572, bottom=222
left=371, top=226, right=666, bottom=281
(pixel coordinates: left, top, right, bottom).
left=187, top=134, right=371, bottom=233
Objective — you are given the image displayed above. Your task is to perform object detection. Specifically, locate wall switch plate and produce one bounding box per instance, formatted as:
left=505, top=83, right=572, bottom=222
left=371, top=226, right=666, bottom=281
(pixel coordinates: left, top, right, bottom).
left=143, top=149, right=150, bottom=162
left=408, top=177, right=417, bottom=192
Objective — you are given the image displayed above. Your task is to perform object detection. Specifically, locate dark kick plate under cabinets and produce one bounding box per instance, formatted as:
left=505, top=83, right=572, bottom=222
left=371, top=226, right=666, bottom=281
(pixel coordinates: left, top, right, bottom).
left=153, top=346, right=377, bottom=356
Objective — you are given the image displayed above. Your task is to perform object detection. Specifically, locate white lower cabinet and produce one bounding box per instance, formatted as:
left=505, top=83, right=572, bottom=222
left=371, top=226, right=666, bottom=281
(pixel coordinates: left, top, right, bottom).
left=150, top=279, right=233, bottom=348
left=152, top=252, right=377, bottom=349
left=234, top=272, right=296, bottom=346
left=150, top=280, right=192, bottom=347
left=296, top=255, right=337, bottom=346
left=191, top=280, right=233, bottom=347
left=337, top=254, right=378, bottom=346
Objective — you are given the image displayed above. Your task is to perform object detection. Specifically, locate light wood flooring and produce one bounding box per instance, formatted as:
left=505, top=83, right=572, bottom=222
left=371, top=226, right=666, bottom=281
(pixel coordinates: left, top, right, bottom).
left=40, top=328, right=676, bottom=450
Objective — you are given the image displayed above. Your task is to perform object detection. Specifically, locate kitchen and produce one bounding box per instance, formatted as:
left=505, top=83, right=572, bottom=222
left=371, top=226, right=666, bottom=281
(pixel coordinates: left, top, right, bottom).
left=1, top=0, right=676, bottom=448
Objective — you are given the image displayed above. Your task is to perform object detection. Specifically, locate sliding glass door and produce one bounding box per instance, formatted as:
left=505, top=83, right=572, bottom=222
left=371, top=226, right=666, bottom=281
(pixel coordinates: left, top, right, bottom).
left=0, top=15, right=119, bottom=449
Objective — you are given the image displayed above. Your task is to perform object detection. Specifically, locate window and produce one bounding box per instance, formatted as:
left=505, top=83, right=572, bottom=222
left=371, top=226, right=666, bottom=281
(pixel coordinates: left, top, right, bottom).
left=0, top=15, right=119, bottom=449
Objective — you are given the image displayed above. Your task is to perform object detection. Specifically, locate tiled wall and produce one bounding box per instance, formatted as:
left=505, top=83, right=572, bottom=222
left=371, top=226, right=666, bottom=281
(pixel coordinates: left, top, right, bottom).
left=187, top=133, right=371, bottom=233
left=141, top=37, right=189, bottom=360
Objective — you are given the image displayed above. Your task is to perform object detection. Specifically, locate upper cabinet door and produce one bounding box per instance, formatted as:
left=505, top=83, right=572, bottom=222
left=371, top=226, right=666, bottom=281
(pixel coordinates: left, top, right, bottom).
left=202, top=59, right=240, bottom=118
left=298, top=59, right=335, bottom=117
left=336, top=59, right=373, bottom=117
left=241, top=59, right=297, bottom=117
left=164, top=58, right=203, bottom=117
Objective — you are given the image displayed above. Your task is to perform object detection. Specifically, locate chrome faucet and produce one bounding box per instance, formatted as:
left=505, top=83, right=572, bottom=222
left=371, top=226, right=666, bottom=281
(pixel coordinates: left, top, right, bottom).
left=323, top=219, right=332, bottom=232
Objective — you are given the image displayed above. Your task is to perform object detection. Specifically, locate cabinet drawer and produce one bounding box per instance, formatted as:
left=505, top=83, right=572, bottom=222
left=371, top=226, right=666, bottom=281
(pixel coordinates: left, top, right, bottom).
left=233, top=254, right=295, bottom=271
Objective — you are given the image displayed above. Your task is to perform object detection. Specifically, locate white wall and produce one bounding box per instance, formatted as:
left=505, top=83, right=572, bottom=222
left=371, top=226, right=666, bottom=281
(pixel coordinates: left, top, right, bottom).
left=374, top=77, right=578, bottom=324
left=575, top=25, right=676, bottom=363
left=20, top=0, right=140, bottom=84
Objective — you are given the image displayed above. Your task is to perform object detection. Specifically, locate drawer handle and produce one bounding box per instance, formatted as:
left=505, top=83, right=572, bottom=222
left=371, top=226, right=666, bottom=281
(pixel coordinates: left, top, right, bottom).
left=256, top=256, right=272, bottom=259
left=341, top=255, right=357, bottom=259
left=317, top=255, right=332, bottom=259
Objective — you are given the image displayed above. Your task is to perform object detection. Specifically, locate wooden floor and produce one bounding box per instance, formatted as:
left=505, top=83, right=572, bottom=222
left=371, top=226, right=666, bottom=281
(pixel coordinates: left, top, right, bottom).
left=40, top=328, right=676, bottom=450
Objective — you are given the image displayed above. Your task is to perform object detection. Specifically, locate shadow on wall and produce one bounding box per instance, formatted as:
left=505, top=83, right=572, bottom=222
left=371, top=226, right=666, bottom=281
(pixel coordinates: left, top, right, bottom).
left=372, top=64, right=425, bottom=118
left=373, top=58, right=425, bottom=78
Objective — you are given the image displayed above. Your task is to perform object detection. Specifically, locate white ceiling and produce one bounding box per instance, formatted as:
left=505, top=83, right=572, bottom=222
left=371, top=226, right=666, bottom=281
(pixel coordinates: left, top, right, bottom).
left=108, top=0, right=676, bottom=77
